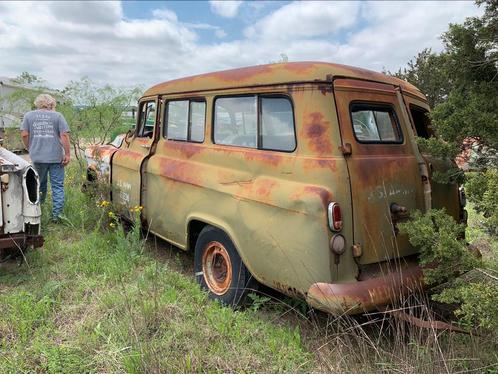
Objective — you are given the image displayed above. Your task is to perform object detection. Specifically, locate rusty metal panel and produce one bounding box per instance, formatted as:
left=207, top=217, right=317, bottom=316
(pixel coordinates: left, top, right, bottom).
left=307, top=259, right=424, bottom=314
left=0, top=146, right=43, bottom=253
left=85, top=143, right=120, bottom=182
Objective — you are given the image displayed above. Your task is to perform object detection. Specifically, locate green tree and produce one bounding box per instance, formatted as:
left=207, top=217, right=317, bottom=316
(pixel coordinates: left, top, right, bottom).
left=12, top=71, right=46, bottom=86
left=58, top=78, right=142, bottom=163
left=389, top=49, right=451, bottom=108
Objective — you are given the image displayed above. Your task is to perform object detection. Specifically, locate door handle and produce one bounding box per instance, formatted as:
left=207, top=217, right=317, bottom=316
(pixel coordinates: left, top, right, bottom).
left=340, top=143, right=352, bottom=156
left=141, top=144, right=151, bottom=149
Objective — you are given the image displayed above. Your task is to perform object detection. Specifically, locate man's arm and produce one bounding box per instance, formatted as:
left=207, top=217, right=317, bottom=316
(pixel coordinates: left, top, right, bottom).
left=21, top=130, right=29, bottom=149
left=61, top=132, right=70, bottom=166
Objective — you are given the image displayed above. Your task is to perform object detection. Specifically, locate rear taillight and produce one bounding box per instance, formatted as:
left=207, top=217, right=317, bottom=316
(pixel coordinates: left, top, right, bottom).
left=327, top=202, right=342, bottom=231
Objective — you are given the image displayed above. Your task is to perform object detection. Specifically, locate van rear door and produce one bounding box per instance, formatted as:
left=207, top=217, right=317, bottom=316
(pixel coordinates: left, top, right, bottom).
left=333, top=79, right=425, bottom=265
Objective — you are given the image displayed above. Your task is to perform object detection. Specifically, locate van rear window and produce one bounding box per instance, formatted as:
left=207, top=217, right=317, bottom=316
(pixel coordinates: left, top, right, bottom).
left=350, top=104, right=403, bottom=144
left=214, top=95, right=296, bottom=152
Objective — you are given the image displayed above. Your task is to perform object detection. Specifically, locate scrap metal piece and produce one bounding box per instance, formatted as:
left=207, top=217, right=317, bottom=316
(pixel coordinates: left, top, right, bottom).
left=0, top=146, right=43, bottom=257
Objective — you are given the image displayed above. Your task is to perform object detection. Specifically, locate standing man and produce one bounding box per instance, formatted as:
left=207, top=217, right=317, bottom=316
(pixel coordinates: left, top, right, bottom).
left=21, top=93, right=70, bottom=222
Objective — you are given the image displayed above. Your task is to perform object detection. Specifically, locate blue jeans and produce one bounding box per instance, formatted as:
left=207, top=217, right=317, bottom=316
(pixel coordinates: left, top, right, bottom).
left=34, top=163, right=65, bottom=218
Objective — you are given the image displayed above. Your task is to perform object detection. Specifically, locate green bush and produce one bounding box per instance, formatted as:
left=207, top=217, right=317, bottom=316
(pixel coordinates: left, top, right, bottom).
left=435, top=282, right=498, bottom=329
left=400, top=208, right=498, bottom=331
left=466, top=169, right=498, bottom=236
left=399, top=209, right=479, bottom=285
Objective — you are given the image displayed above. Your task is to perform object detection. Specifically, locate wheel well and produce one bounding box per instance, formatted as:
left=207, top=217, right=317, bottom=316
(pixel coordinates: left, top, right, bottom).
left=188, top=220, right=208, bottom=251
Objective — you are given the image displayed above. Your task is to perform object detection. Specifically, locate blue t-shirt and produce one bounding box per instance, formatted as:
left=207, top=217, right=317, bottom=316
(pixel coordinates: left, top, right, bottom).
left=21, top=109, right=70, bottom=163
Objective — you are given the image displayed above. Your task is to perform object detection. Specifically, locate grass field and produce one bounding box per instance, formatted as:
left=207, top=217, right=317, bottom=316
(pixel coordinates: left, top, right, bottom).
left=0, top=163, right=497, bottom=373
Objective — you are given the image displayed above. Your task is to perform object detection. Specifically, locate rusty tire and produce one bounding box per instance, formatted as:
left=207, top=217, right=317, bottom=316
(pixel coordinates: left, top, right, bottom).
left=194, top=226, right=256, bottom=307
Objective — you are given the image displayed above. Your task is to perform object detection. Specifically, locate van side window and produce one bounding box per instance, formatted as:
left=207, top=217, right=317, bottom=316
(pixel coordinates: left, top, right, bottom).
left=166, top=100, right=206, bottom=142
left=137, top=101, right=156, bottom=138
left=214, top=96, right=257, bottom=148
left=261, top=97, right=296, bottom=151
left=214, top=95, right=296, bottom=151
left=409, top=105, right=433, bottom=139
left=350, top=104, right=402, bottom=143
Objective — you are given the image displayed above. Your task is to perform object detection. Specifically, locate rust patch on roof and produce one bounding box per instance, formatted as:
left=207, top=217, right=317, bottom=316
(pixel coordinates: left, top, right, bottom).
left=282, top=62, right=320, bottom=75
left=209, top=64, right=274, bottom=82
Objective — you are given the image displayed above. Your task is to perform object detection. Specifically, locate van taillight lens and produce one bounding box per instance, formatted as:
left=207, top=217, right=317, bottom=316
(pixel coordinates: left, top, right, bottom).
left=327, top=202, right=342, bottom=231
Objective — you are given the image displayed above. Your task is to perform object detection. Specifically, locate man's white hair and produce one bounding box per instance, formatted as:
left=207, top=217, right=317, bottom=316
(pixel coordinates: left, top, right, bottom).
left=34, top=93, right=56, bottom=110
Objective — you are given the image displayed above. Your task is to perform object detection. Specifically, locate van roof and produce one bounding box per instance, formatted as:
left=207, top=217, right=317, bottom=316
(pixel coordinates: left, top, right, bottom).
left=143, top=61, right=426, bottom=101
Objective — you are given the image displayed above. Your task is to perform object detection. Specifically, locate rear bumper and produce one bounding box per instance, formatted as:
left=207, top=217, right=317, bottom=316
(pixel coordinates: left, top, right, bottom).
left=0, top=233, right=44, bottom=251
left=306, top=262, right=424, bottom=315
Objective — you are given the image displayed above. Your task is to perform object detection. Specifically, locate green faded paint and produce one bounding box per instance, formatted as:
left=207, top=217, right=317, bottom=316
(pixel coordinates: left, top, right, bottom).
left=86, top=62, right=463, bottom=315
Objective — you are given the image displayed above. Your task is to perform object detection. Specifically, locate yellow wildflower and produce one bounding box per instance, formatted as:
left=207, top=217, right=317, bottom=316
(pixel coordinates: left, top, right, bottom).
left=99, top=200, right=110, bottom=207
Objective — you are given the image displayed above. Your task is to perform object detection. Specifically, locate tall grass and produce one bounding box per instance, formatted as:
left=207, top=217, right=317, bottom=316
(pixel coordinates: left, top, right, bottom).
left=0, top=162, right=496, bottom=373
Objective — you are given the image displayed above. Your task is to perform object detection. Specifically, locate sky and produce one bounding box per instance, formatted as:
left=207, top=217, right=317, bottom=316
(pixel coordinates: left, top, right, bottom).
left=0, top=1, right=483, bottom=90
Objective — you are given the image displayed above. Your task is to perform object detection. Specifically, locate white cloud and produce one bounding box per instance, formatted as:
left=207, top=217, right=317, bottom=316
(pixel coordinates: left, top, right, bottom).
left=244, top=2, right=361, bottom=39
left=215, top=29, right=227, bottom=39
left=152, top=8, right=178, bottom=22
left=333, top=1, right=483, bottom=72
left=184, top=22, right=227, bottom=39
left=0, top=1, right=484, bottom=91
left=209, top=1, right=243, bottom=18
left=51, top=1, right=122, bottom=25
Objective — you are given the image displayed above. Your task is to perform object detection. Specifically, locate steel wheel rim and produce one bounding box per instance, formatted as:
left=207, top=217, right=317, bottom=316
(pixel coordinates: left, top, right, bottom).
left=202, top=241, right=232, bottom=295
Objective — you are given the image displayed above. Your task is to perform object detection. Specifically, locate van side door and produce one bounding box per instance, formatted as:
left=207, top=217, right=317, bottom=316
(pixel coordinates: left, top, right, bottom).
left=111, top=98, right=158, bottom=219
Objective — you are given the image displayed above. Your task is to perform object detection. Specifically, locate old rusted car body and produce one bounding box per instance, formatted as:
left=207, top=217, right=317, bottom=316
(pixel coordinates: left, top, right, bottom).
left=0, top=146, right=43, bottom=259
left=85, top=62, right=465, bottom=315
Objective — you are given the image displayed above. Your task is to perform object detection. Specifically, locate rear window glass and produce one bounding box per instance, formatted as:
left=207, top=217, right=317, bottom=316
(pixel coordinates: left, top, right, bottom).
left=214, top=95, right=295, bottom=151
left=350, top=104, right=402, bottom=143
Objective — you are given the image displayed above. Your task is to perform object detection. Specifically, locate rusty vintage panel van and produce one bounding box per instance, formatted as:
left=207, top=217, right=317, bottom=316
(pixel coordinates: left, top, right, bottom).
left=85, top=62, right=465, bottom=315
